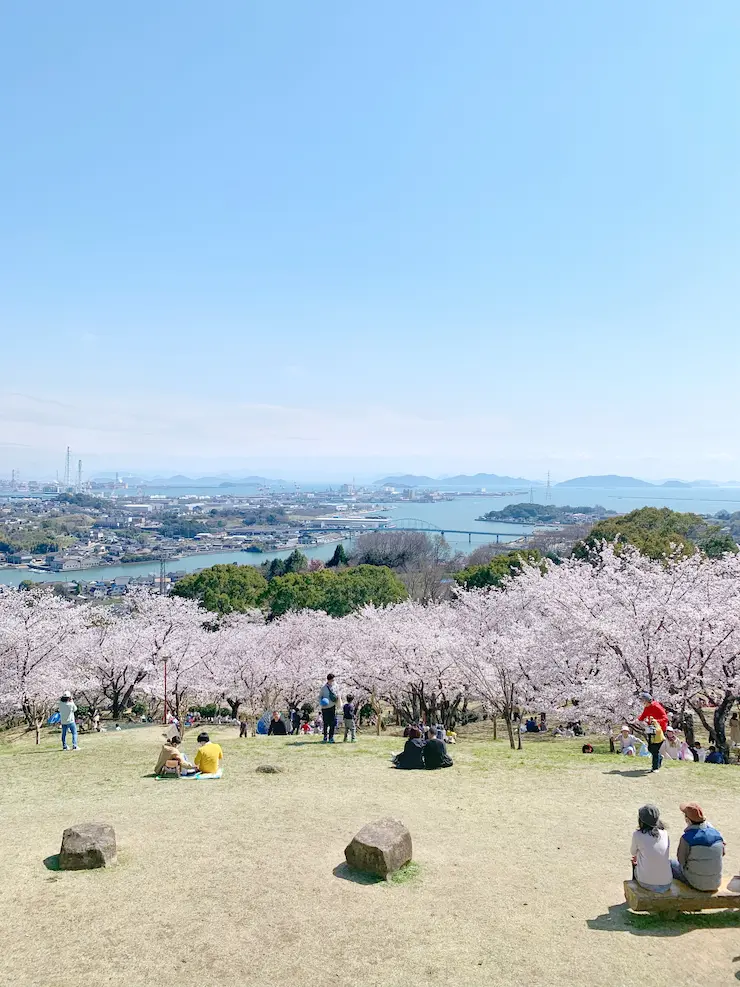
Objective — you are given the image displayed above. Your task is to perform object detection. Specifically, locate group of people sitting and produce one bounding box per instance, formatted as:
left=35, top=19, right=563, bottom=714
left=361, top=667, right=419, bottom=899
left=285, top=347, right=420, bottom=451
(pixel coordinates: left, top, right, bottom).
left=630, top=801, right=737, bottom=894
left=154, top=732, right=224, bottom=778
left=393, top=726, right=453, bottom=770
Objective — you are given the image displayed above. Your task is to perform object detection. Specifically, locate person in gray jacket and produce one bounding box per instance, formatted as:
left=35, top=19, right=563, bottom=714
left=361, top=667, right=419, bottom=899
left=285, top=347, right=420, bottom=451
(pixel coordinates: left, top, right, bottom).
left=58, top=692, right=79, bottom=751
left=671, top=802, right=726, bottom=891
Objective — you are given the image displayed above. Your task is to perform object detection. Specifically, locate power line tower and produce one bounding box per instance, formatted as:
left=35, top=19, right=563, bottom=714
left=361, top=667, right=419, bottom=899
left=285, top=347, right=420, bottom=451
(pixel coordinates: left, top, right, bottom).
left=76, top=460, right=83, bottom=493
left=529, top=486, right=533, bottom=504
left=159, top=552, right=168, bottom=595
left=545, top=471, right=552, bottom=504
left=63, top=447, right=71, bottom=488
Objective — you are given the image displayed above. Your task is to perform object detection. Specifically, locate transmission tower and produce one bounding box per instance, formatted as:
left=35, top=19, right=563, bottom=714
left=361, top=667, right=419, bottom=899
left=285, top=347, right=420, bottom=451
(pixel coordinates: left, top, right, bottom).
left=76, top=460, right=83, bottom=493
left=159, top=552, right=168, bottom=595
left=64, top=447, right=71, bottom=488
left=545, top=471, right=552, bottom=504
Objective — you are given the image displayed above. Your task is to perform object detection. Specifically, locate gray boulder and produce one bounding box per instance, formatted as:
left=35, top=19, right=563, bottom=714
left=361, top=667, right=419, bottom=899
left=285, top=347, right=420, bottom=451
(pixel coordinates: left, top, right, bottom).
left=344, top=818, right=412, bottom=879
left=256, top=764, right=283, bottom=774
left=59, top=823, right=117, bottom=870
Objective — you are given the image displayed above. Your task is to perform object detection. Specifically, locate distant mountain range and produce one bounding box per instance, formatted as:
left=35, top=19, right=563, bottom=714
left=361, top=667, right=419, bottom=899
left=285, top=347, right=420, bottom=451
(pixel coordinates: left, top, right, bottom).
left=375, top=473, right=540, bottom=488
left=556, top=475, right=723, bottom=489
left=92, top=474, right=288, bottom=487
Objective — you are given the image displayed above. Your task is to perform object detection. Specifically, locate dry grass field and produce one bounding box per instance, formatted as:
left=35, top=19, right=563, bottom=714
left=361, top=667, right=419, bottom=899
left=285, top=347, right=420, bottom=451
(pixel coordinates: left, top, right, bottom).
left=1, top=725, right=739, bottom=987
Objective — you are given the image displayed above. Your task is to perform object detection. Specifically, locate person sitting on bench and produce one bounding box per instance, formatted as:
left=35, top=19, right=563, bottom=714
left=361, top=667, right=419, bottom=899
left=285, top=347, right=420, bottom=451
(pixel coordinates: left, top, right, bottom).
left=423, top=728, right=453, bottom=769
left=671, top=802, right=725, bottom=891
left=194, top=732, right=224, bottom=775
left=630, top=804, right=672, bottom=892
left=154, top=736, right=197, bottom=776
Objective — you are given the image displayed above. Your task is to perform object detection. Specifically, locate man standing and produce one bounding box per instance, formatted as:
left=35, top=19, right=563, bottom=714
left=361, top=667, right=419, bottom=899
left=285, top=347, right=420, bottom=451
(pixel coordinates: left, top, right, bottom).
left=318, top=673, right=339, bottom=744
left=59, top=692, right=79, bottom=751
left=638, top=692, right=668, bottom=772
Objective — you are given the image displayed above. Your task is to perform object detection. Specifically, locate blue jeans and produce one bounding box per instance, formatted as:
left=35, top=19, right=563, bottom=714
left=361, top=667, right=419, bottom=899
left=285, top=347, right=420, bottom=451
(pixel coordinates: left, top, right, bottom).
left=61, top=722, right=78, bottom=749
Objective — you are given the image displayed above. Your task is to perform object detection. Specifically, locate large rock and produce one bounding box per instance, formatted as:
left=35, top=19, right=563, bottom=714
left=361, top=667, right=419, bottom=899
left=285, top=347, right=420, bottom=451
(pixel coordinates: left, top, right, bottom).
left=59, top=823, right=117, bottom=870
left=344, top=818, right=412, bottom=879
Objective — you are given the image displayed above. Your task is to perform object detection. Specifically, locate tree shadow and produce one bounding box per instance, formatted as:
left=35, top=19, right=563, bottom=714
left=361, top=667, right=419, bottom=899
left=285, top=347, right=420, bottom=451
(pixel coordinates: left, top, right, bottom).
left=332, top=862, right=384, bottom=885
left=43, top=855, right=61, bottom=871
left=286, top=741, right=320, bottom=747
left=603, top=768, right=652, bottom=778
left=588, top=902, right=740, bottom=937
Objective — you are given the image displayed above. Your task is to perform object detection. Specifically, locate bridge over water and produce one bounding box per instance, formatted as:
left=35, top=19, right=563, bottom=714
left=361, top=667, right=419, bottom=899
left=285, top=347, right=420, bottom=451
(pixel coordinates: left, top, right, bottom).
left=303, top=517, right=532, bottom=544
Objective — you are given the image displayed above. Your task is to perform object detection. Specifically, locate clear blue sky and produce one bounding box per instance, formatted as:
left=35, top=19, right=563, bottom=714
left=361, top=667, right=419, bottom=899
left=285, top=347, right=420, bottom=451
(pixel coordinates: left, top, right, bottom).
left=2, top=1, right=739, bottom=481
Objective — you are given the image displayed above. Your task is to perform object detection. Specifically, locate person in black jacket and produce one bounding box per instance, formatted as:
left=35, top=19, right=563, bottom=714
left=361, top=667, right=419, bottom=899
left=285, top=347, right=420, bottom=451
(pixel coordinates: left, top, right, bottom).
left=393, top=727, right=425, bottom=769
left=267, top=711, right=287, bottom=736
left=423, top=728, right=453, bottom=769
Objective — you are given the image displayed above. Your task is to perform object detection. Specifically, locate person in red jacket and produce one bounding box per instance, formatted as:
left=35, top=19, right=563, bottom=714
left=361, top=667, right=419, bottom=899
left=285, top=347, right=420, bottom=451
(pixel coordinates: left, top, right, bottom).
left=638, top=692, right=669, bottom=772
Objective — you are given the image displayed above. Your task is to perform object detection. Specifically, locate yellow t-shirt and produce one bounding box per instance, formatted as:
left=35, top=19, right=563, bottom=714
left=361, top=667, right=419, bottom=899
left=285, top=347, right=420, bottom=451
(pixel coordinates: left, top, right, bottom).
left=194, top=742, right=223, bottom=774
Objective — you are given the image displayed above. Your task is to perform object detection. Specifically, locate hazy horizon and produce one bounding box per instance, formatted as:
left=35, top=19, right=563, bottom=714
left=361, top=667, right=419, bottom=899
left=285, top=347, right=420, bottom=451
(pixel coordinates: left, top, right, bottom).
left=3, top=4, right=740, bottom=484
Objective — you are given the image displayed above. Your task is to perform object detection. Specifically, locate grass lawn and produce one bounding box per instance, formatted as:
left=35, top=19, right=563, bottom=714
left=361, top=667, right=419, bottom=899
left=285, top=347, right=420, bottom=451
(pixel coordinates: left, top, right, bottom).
left=1, top=726, right=739, bottom=987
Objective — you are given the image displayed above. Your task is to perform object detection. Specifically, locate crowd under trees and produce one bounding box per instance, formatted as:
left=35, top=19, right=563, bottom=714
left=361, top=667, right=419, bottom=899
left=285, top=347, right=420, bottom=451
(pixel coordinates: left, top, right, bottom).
left=2, top=542, right=740, bottom=757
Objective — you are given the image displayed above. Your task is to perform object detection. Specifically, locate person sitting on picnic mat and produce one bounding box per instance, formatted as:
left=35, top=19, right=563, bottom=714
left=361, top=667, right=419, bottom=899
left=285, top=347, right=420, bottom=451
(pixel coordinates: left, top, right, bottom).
left=154, top=736, right=197, bottom=777
left=671, top=802, right=725, bottom=891
left=194, top=732, right=224, bottom=775
left=423, top=727, right=453, bottom=770
left=392, top=727, right=425, bottom=769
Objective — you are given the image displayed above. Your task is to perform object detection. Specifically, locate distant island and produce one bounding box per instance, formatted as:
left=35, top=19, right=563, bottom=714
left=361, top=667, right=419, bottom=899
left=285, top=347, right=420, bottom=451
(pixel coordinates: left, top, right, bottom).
left=555, top=474, right=724, bottom=489
left=376, top=472, right=539, bottom=488
left=477, top=503, right=617, bottom=524
left=556, top=475, right=655, bottom=489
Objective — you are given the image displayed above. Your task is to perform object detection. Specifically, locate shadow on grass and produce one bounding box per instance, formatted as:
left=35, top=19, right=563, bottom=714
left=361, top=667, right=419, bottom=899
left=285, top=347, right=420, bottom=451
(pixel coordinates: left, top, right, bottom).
left=603, top=768, right=652, bottom=778
left=588, top=902, right=740, bottom=936
left=286, top=741, right=321, bottom=748
left=333, top=861, right=421, bottom=886
left=43, top=855, right=60, bottom=871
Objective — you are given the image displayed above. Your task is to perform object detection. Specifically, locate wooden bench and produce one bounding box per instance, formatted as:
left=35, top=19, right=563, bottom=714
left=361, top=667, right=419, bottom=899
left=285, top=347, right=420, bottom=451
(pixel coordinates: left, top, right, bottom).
left=624, top=879, right=740, bottom=916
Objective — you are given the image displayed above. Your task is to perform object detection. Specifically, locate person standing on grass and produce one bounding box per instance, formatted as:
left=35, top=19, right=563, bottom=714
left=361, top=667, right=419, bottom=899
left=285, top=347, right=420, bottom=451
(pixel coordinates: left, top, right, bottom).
left=671, top=802, right=725, bottom=890
left=290, top=706, right=302, bottom=736
left=630, top=804, right=672, bottom=892
left=343, top=694, right=357, bottom=743
left=58, top=692, right=79, bottom=751
left=318, top=673, right=339, bottom=744
left=638, top=692, right=668, bottom=772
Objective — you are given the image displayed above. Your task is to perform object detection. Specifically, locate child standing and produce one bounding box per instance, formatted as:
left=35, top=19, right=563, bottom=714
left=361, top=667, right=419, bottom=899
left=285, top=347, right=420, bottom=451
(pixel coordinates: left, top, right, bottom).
left=343, top=694, right=357, bottom=743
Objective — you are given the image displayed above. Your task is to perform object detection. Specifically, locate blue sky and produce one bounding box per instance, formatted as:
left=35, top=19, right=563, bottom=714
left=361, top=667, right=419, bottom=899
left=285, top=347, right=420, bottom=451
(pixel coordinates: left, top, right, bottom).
left=2, top=1, right=740, bottom=481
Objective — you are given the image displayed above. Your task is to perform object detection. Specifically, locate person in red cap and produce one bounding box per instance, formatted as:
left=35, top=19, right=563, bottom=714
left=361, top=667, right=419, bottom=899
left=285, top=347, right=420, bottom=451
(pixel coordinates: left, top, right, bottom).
left=671, top=802, right=726, bottom=891
left=637, top=693, right=668, bottom=772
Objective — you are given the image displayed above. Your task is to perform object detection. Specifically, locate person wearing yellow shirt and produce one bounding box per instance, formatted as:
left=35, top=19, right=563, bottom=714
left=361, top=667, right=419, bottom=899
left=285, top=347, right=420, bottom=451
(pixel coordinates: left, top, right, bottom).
left=194, top=732, right=224, bottom=776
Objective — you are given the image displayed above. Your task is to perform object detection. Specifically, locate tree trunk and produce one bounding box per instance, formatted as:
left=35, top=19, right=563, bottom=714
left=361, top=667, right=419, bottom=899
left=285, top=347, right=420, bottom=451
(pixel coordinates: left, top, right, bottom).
left=35, top=719, right=42, bottom=745
left=504, top=711, right=515, bottom=750
left=227, top=698, right=240, bottom=720
left=609, top=735, right=615, bottom=753
left=681, top=711, right=695, bottom=747
left=713, top=691, right=735, bottom=761
left=492, top=715, right=497, bottom=741
left=690, top=702, right=716, bottom=743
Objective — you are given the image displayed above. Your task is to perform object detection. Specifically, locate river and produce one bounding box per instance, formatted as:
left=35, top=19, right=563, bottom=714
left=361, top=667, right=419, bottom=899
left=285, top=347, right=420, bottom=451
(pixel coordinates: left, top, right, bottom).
left=2, top=486, right=737, bottom=587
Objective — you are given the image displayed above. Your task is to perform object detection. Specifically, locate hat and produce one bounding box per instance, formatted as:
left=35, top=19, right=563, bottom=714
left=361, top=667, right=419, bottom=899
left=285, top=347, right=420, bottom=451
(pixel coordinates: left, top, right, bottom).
left=639, top=691, right=652, bottom=701
left=638, top=804, right=660, bottom=829
left=620, top=725, right=630, bottom=732
left=665, top=725, right=676, bottom=734
left=61, top=692, right=71, bottom=700
left=680, top=802, right=705, bottom=824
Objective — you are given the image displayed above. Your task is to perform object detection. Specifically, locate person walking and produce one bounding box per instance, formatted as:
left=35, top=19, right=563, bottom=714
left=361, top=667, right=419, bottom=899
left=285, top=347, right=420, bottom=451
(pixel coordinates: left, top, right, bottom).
left=290, top=706, right=302, bottom=736
left=318, top=673, right=339, bottom=744
left=342, top=694, right=357, bottom=743
left=638, top=692, right=668, bottom=772
left=58, top=692, right=79, bottom=751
